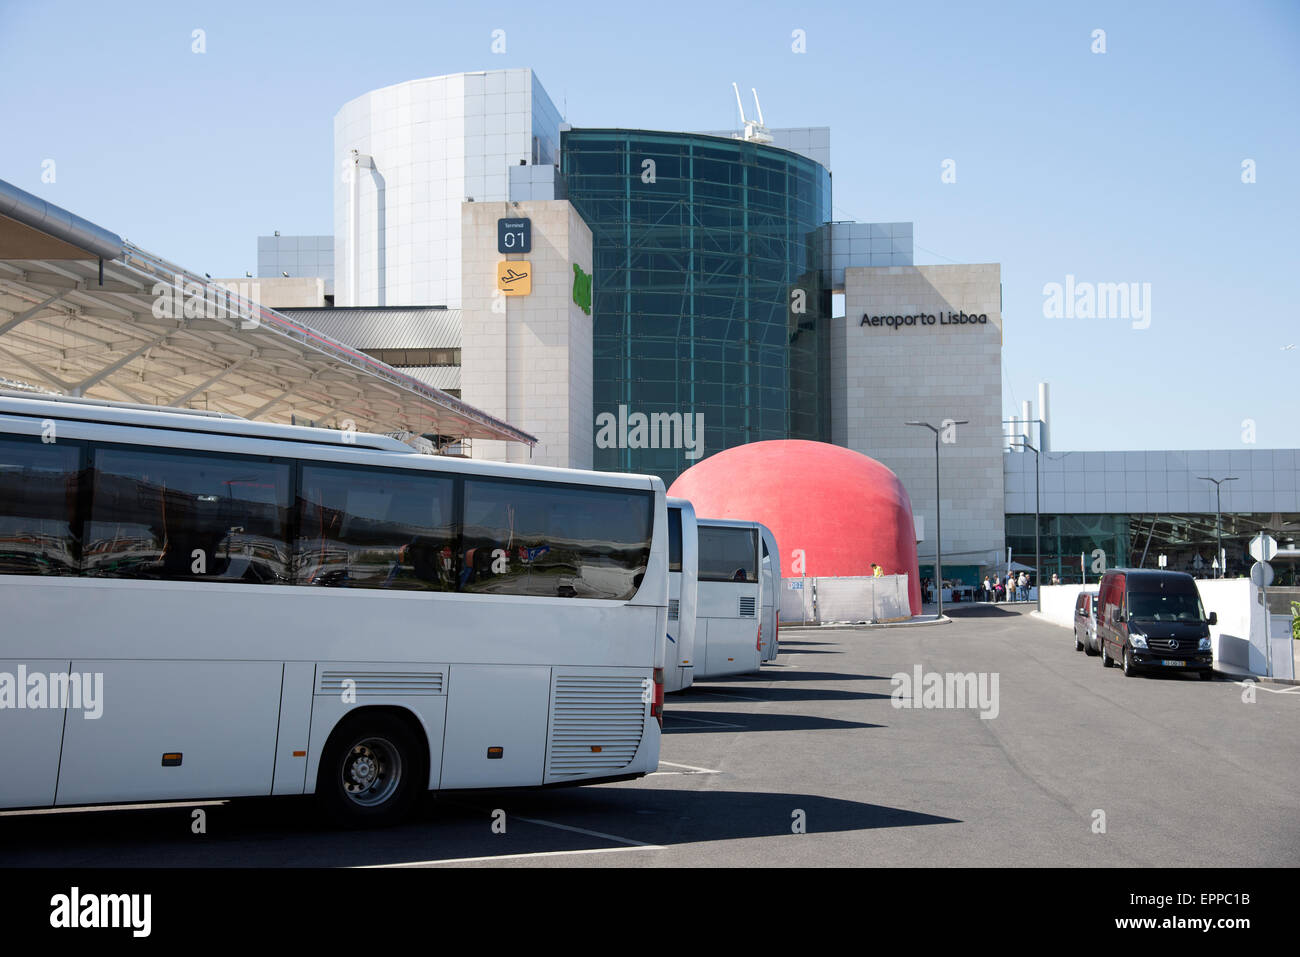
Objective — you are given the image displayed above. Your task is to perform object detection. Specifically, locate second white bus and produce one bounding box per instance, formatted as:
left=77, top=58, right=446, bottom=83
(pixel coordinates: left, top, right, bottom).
left=692, top=518, right=762, bottom=678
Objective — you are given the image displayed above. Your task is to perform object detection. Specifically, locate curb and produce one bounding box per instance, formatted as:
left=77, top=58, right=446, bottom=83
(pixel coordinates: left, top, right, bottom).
left=780, top=616, right=951, bottom=631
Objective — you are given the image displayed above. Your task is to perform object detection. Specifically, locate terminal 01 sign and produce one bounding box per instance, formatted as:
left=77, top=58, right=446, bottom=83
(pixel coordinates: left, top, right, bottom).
left=861, top=311, right=988, bottom=330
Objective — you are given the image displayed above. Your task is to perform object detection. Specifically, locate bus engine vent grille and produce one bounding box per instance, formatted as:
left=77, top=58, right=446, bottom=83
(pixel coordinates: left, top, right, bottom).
left=738, top=596, right=757, bottom=617
left=317, top=671, right=445, bottom=696
left=668, top=599, right=679, bottom=620
left=547, top=675, right=646, bottom=778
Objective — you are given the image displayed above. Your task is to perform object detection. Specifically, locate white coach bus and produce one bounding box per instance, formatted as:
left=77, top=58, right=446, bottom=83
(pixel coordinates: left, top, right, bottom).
left=0, top=393, right=667, bottom=826
left=693, top=518, right=762, bottom=678
left=759, top=523, right=781, bottom=663
left=664, top=497, right=698, bottom=692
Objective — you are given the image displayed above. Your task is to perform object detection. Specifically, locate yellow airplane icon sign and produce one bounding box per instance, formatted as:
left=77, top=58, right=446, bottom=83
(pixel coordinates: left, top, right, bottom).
left=497, top=260, right=531, bottom=296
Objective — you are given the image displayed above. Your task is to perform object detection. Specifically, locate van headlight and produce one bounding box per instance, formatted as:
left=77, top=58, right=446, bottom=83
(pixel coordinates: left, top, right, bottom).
left=1199, top=637, right=1211, bottom=651
left=1130, top=633, right=1148, bottom=649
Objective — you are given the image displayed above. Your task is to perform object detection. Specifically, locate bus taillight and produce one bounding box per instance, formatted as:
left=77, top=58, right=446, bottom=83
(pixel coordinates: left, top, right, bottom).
left=756, top=623, right=762, bottom=652
left=651, top=667, right=664, bottom=726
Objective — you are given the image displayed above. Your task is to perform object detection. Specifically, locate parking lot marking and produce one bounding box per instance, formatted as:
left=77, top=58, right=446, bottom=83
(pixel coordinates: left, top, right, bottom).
left=663, top=714, right=746, bottom=729
left=360, top=845, right=660, bottom=867
left=689, top=690, right=764, bottom=702
left=654, top=760, right=721, bottom=774
left=1234, top=680, right=1300, bottom=696
left=438, top=799, right=659, bottom=850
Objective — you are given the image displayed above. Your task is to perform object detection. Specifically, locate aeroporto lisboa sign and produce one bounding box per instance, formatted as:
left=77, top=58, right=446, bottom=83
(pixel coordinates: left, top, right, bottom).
left=860, top=311, right=989, bottom=329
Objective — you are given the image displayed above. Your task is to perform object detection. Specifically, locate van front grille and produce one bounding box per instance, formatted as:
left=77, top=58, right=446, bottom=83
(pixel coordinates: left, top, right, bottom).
left=1146, top=638, right=1195, bottom=653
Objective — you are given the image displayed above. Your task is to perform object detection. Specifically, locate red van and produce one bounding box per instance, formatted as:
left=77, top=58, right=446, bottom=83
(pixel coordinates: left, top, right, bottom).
left=1095, top=569, right=1217, bottom=678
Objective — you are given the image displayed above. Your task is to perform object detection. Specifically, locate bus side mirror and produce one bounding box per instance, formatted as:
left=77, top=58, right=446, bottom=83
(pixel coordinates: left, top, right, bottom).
left=1207, top=611, right=1217, bottom=626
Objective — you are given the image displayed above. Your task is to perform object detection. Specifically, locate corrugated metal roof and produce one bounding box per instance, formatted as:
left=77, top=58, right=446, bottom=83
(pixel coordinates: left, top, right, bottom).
left=399, top=365, right=461, bottom=391
left=277, top=307, right=461, bottom=351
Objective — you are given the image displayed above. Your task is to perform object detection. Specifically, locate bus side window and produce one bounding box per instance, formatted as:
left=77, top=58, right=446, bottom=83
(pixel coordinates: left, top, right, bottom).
left=84, top=446, right=292, bottom=583
left=0, top=436, right=83, bottom=577
left=296, top=465, right=456, bottom=591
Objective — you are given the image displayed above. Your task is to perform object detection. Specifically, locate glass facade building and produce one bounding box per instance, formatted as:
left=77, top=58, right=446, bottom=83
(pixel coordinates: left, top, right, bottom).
left=562, top=129, right=832, bottom=485
left=1005, top=512, right=1300, bottom=585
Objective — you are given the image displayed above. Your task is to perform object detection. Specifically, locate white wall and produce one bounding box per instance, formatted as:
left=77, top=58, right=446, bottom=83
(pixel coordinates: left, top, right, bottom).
left=1039, top=583, right=1089, bottom=628
left=780, top=575, right=911, bottom=624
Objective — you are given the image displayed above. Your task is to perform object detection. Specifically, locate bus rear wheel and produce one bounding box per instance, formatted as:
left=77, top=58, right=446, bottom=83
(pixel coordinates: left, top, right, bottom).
left=317, top=713, right=423, bottom=828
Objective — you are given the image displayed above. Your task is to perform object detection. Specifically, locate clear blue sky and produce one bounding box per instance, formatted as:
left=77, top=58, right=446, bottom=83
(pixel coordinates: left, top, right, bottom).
left=3, top=0, right=1297, bottom=451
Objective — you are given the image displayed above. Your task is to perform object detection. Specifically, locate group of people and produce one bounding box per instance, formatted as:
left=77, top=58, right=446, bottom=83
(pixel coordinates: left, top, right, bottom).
left=982, top=571, right=1032, bottom=603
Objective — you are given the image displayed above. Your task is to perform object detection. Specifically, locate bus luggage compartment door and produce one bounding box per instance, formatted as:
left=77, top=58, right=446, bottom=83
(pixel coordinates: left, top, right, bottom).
left=439, top=664, right=550, bottom=789
left=55, top=660, right=283, bottom=806
left=0, top=659, right=70, bottom=809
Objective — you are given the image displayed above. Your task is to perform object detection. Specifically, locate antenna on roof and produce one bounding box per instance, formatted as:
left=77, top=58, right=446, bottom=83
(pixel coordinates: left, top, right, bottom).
left=730, top=82, right=773, bottom=144
left=732, top=82, right=748, bottom=126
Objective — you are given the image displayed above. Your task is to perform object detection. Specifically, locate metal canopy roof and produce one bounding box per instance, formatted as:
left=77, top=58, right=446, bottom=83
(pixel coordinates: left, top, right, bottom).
left=276, top=307, right=461, bottom=351
left=0, top=182, right=533, bottom=445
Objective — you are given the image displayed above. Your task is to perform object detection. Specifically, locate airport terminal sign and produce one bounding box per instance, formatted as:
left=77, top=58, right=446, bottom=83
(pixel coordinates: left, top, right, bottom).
left=861, top=311, right=988, bottom=330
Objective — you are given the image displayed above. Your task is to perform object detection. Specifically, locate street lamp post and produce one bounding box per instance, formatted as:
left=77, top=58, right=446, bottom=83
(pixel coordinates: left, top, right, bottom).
left=906, top=419, right=968, bottom=619
left=1197, top=476, right=1238, bottom=579
left=1013, top=436, right=1042, bottom=612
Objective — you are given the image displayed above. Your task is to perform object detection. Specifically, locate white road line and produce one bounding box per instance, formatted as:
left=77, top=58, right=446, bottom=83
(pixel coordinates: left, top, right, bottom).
left=508, top=813, right=660, bottom=847
left=689, top=690, right=764, bottom=702
left=663, top=714, right=746, bottom=729
left=657, top=760, right=722, bottom=773
left=360, top=845, right=660, bottom=867
left=437, top=799, right=658, bottom=850
left=1234, top=680, right=1300, bottom=695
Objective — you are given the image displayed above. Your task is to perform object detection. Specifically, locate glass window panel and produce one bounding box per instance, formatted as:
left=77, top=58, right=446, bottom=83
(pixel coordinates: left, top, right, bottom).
left=698, top=526, right=758, bottom=583
left=0, top=436, right=82, bottom=576
left=86, top=446, right=291, bottom=584
left=297, top=465, right=455, bottom=591
left=461, top=479, right=652, bottom=600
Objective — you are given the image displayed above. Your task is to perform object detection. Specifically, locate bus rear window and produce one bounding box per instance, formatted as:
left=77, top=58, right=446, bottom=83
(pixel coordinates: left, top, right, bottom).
left=698, top=526, right=757, bottom=583
left=461, top=479, right=653, bottom=600
left=668, top=508, right=682, bottom=573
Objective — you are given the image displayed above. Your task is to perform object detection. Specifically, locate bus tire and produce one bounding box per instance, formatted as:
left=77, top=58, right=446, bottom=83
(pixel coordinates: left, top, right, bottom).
left=317, top=712, right=423, bottom=828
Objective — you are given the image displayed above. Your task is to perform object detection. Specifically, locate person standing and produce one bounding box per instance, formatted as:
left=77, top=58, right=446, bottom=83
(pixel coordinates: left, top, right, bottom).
left=982, top=575, right=991, bottom=603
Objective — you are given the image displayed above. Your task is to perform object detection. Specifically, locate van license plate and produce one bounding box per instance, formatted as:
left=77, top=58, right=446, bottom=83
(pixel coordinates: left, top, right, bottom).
left=1160, top=659, right=1185, bottom=667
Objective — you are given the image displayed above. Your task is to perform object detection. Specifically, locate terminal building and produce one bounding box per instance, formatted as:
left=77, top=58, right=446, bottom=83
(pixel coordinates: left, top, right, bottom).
left=6, top=68, right=1291, bottom=590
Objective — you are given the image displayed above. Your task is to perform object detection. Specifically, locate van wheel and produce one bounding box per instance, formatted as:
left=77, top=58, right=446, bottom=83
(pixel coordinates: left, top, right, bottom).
left=1122, top=647, right=1138, bottom=677
left=317, top=713, right=422, bottom=828
left=1100, top=641, right=1113, bottom=667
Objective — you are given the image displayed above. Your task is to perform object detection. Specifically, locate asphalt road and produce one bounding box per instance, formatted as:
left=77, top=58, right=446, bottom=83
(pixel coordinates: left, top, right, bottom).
left=3, top=605, right=1297, bottom=867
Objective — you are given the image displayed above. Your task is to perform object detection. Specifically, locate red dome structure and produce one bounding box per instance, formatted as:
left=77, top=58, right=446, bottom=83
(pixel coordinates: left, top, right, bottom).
left=668, top=440, right=922, bottom=615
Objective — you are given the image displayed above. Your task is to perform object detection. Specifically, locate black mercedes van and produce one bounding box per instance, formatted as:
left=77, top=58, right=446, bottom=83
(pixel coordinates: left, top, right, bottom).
left=1095, top=569, right=1217, bottom=679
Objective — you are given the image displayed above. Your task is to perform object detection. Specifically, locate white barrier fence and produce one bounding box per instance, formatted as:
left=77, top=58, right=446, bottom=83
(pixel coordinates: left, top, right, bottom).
left=1038, top=581, right=1296, bottom=680
left=780, top=574, right=912, bottom=624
